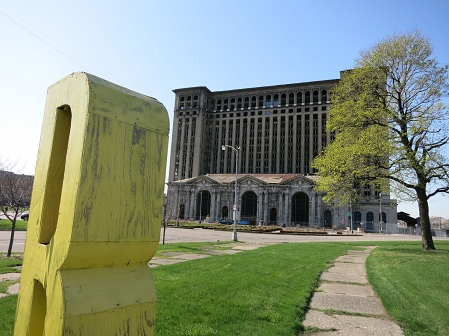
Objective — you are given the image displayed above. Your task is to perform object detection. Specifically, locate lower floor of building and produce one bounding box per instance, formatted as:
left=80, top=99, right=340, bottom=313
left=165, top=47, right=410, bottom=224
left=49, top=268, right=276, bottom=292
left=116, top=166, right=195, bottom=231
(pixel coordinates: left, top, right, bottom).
left=166, top=174, right=397, bottom=229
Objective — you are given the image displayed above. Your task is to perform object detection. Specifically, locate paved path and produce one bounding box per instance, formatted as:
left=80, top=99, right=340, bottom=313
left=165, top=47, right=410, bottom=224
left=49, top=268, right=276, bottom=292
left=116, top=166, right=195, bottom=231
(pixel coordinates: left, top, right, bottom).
left=303, top=247, right=403, bottom=335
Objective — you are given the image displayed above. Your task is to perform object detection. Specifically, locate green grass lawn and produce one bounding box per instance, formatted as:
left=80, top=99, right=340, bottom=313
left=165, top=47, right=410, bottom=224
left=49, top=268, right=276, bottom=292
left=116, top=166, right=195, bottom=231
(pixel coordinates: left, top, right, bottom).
left=1, top=242, right=449, bottom=335
left=0, top=220, right=27, bottom=231
left=0, top=254, right=22, bottom=335
left=367, top=241, right=449, bottom=336
left=153, top=242, right=351, bottom=336
left=0, top=255, right=22, bottom=275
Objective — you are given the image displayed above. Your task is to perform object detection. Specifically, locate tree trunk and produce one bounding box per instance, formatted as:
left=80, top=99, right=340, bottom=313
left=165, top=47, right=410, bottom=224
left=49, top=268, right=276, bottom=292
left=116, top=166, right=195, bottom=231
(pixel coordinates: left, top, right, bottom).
left=7, top=218, right=16, bottom=257
left=416, top=188, right=435, bottom=250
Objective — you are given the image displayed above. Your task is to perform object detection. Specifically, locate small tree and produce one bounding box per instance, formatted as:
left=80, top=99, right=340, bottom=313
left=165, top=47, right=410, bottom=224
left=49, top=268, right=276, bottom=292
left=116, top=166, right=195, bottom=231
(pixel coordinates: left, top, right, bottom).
left=0, top=161, right=33, bottom=256
left=313, top=31, right=449, bottom=250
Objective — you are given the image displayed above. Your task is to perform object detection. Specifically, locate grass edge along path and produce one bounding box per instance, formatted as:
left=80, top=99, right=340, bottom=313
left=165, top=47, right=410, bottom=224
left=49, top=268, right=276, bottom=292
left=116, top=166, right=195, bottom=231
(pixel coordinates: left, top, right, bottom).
left=0, top=243, right=350, bottom=336
left=367, top=241, right=449, bottom=336
left=7, top=242, right=449, bottom=335
left=153, top=242, right=352, bottom=336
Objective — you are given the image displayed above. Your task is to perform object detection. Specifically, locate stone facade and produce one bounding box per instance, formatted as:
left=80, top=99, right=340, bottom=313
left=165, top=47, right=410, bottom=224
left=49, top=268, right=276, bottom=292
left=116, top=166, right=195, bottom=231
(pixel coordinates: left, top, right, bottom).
left=167, top=73, right=397, bottom=228
left=166, top=174, right=397, bottom=229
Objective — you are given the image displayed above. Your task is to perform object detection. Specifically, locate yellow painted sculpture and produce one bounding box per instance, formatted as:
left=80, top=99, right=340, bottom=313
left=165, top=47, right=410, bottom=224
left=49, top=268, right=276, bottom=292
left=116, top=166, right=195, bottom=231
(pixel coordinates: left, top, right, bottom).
left=14, top=72, right=169, bottom=335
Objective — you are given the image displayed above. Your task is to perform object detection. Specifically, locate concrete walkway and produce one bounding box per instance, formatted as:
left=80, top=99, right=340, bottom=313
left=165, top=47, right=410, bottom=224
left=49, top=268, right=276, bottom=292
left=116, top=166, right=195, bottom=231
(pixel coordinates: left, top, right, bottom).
left=149, top=241, right=272, bottom=267
left=303, top=246, right=403, bottom=335
left=0, top=272, right=21, bottom=298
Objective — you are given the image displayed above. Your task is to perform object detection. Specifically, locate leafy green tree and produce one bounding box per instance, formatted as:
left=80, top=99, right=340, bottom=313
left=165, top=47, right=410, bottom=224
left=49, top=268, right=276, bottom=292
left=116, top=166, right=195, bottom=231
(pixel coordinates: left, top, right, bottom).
left=313, top=31, right=449, bottom=250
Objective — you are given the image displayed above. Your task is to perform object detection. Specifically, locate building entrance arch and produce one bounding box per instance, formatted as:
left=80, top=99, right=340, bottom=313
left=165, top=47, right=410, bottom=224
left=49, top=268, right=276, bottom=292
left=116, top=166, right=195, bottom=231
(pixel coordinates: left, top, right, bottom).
left=324, top=210, right=332, bottom=228
left=222, top=206, right=229, bottom=219
left=291, top=192, right=309, bottom=226
left=179, top=204, right=185, bottom=219
left=241, top=191, right=257, bottom=225
left=196, top=190, right=211, bottom=221
left=269, top=208, right=277, bottom=225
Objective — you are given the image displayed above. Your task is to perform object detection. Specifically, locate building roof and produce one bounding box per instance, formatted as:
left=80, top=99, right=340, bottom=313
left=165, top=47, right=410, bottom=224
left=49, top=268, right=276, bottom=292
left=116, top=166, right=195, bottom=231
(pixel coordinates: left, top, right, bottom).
left=173, top=79, right=340, bottom=96
left=171, top=174, right=318, bottom=185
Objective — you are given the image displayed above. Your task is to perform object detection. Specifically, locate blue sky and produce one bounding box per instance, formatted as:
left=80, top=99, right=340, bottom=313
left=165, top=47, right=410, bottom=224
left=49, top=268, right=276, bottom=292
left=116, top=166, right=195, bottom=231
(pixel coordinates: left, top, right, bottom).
left=1, top=0, right=448, bottom=218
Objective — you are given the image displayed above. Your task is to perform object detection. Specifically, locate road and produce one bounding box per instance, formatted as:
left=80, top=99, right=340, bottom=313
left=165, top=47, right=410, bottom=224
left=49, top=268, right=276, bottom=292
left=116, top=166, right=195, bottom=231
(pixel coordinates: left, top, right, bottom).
left=2, top=228, right=447, bottom=253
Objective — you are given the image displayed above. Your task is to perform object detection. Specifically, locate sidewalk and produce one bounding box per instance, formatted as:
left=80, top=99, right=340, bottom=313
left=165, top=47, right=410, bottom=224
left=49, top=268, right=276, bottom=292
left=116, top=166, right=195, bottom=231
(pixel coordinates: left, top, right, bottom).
left=303, top=246, right=403, bottom=335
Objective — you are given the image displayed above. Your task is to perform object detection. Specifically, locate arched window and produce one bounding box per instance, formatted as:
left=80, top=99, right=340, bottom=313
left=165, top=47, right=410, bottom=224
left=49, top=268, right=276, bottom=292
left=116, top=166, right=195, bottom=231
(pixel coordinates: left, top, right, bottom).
left=230, top=98, right=236, bottom=110
left=193, top=95, right=199, bottom=107
left=289, top=93, right=294, bottom=105
left=321, top=89, right=327, bottom=102
left=210, top=100, right=215, bottom=110
left=297, top=92, right=303, bottom=105
left=259, top=95, right=264, bottom=107
left=379, top=212, right=387, bottom=223
left=266, top=95, right=272, bottom=108
left=366, top=212, right=374, bottom=223
left=273, top=94, right=279, bottom=107
left=313, top=90, right=319, bottom=104
left=244, top=97, right=249, bottom=108
left=305, top=91, right=310, bottom=104
left=187, top=95, right=192, bottom=107
left=224, top=98, right=229, bottom=110
left=180, top=96, right=185, bottom=108
left=251, top=96, right=257, bottom=108
left=217, top=99, right=222, bottom=110
left=237, top=97, right=242, bottom=109
left=281, top=93, right=286, bottom=105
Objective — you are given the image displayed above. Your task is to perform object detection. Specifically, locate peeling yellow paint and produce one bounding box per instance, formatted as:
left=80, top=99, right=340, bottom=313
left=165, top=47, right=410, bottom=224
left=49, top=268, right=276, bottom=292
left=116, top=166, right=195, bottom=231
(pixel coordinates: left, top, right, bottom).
left=14, top=72, right=169, bottom=335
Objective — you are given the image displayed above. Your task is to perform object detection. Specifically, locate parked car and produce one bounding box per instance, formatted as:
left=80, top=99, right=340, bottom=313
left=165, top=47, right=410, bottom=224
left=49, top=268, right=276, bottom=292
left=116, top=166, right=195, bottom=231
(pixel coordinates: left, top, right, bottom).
left=21, top=213, right=29, bottom=221
left=218, top=219, right=233, bottom=225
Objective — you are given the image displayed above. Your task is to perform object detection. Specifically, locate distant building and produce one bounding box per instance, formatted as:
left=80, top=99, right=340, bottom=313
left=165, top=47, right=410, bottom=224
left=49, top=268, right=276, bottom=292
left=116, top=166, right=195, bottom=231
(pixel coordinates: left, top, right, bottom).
left=166, top=73, right=397, bottom=228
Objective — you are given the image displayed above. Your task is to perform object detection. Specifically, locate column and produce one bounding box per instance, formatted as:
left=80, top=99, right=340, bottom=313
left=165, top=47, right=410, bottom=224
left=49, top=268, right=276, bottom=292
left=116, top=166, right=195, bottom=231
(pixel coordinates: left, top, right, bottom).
left=189, top=189, right=196, bottom=219
left=216, top=190, right=221, bottom=219
left=276, top=118, right=281, bottom=172
left=317, top=194, right=322, bottom=227
left=264, top=191, right=269, bottom=224
left=279, top=191, right=284, bottom=224
left=310, top=192, right=316, bottom=227
left=286, top=191, right=291, bottom=226
left=301, top=114, right=305, bottom=174
left=210, top=190, right=216, bottom=221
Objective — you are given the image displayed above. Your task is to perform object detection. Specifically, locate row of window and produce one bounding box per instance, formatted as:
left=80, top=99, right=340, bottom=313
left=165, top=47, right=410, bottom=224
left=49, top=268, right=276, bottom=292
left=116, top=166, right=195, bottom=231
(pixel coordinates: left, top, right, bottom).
left=209, top=90, right=328, bottom=111
left=177, top=106, right=327, bottom=118
left=177, top=90, right=330, bottom=110
left=353, top=211, right=387, bottom=223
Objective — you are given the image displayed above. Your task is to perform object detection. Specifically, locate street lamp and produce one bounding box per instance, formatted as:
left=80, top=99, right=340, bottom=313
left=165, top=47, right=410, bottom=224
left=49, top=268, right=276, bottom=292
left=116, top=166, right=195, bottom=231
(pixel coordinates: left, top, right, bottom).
left=349, top=188, right=356, bottom=233
left=379, top=192, right=384, bottom=233
left=222, top=145, right=240, bottom=242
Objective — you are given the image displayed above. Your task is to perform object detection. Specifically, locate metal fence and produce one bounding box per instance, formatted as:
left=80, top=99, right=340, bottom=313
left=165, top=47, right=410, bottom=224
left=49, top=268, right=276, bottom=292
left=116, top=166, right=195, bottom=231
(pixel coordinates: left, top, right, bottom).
left=356, top=222, right=449, bottom=237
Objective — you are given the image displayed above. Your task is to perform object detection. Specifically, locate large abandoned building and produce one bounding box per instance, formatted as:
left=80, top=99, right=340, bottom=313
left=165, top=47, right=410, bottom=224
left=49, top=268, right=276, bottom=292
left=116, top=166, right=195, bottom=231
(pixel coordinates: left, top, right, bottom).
left=166, top=72, right=397, bottom=228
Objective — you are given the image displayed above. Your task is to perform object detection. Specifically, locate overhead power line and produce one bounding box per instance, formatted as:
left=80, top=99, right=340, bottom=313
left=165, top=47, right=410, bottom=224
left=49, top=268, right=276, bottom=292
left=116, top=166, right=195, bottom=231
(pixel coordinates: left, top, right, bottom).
left=0, top=9, right=89, bottom=72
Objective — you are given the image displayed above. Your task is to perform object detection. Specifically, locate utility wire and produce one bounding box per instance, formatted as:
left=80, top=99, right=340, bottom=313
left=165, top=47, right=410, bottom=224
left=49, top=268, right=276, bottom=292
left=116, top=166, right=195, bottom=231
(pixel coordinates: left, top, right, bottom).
left=0, top=9, right=89, bottom=72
